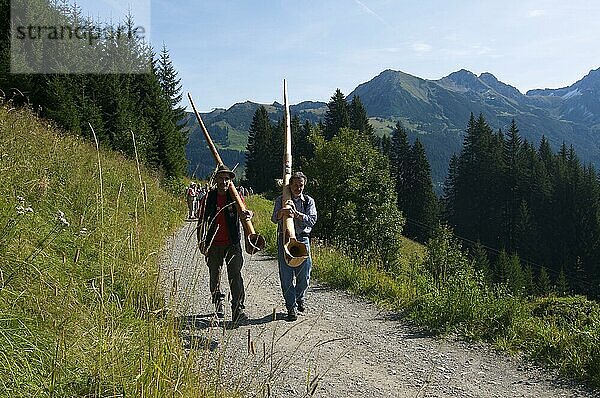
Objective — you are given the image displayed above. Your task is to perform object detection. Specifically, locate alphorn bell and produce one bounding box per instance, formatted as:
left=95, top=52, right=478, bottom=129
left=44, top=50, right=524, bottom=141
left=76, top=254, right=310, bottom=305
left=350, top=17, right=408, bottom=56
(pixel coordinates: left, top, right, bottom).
left=188, top=93, right=266, bottom=255
left=282, top=79, right=309, bottom=267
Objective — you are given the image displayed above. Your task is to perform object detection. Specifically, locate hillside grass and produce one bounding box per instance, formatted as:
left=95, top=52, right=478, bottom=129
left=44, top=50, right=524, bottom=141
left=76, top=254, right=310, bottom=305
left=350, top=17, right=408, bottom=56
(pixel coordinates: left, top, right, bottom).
left=0, top=105, right=227, bottom=397
left=247, top=194, right=600, bottom=391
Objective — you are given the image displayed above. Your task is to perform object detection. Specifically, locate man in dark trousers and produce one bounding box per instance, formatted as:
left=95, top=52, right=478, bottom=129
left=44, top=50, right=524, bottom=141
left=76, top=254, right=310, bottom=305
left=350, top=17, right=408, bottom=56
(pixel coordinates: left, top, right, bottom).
left=197, top=165, right=252, bottom=323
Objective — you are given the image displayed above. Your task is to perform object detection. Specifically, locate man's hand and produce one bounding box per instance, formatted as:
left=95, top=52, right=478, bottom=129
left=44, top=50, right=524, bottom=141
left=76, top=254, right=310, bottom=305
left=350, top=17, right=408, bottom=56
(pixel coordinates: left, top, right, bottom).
left=277, top=207, right=302, bottom=220
left=284, top=200, right=296, bottom=210
left=277, top=208, right=292, bottom=219
left=243, top=209, right=253, bottom=220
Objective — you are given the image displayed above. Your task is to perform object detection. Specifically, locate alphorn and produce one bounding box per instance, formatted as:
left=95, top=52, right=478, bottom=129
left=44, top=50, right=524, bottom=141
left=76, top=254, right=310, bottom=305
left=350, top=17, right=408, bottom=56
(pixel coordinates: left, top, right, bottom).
left=281, top=80, right=309, bottom=266
left=188, top=93, right=266, bottom=255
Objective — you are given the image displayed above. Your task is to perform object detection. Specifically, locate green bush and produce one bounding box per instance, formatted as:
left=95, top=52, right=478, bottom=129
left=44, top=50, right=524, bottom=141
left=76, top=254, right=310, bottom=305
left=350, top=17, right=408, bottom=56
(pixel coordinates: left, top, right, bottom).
left=515, top=296, right=600, bottom=384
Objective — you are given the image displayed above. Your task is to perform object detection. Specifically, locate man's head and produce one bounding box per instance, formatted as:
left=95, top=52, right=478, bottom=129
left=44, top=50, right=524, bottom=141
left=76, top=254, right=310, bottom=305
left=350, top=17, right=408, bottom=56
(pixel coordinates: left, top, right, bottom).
left=289, top=171, right=307, bottom=198
left=215, top=165, right=235, bottom=193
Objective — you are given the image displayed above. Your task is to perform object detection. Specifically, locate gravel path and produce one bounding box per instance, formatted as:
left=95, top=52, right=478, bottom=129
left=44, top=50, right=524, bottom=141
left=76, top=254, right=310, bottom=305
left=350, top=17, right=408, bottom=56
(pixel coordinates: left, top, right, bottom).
left=160, top=222, right=595, bottom=397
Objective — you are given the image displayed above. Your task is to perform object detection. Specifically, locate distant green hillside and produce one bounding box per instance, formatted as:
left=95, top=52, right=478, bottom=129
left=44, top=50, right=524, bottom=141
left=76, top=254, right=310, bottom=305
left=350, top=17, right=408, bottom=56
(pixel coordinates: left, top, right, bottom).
left=184, top=101, right=326, bottom=179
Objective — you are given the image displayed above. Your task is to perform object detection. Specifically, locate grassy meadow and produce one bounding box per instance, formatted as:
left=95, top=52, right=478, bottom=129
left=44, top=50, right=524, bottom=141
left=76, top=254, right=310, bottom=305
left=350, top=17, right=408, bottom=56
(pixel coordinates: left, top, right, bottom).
left=0, top=105, right=224, bottom=397
left=247, top=194, right=600, bottom=390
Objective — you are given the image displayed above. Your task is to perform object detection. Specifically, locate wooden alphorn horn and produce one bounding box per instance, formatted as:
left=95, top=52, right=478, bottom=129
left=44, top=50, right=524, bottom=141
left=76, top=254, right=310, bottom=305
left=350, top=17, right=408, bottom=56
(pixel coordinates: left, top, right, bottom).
left=188, top=93, right=266, bottom=255
left=282, top=80, right=309, bottom=267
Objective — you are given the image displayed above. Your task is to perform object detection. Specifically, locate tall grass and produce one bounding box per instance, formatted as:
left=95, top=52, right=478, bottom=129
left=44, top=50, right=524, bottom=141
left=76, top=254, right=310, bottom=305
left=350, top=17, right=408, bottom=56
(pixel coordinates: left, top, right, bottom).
left=248, top=194, right=600, bottom=390
left=0, top=105, right=219, bottom=396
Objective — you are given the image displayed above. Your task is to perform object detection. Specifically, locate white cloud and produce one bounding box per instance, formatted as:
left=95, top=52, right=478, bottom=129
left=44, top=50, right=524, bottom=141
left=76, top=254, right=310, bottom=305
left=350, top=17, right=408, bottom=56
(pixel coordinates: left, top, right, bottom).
left=412, top=42, right=432, bottom=53
left=528, top=9, right=547, bottom=18
left=377, top=47, right=403, bottom=53
left=471, top=45, right=493, bottom=56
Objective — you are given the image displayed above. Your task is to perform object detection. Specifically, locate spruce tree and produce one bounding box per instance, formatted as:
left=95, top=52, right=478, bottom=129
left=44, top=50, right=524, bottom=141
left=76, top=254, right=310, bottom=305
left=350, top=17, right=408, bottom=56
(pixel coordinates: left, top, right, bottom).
left=348, top=95, right=375, bottom=143
left=522, top=263, right=535, bottom=296
left=538, top=136, right=554, bottom=172
left=269, top=118, right=285, bottom=191
left=157, top=43, right=185, bottom=125
left=380, top=134, right=392, bottom=158
left=502, top=119, right=523, bottom=251
left=472, top=242, right=492, bottom=286
left=135, top=59, right=187, bottom=178
left=293, top=119, right=314, bottom=171
left=514, top=199, right=536, bottom=260
left=450, top=113, right=503, bottom=248
left=506, top=253, right=524, bottom=295
left=555, top=267, right=570, bottom=296
left=390, top=122, right=411, bottom=213
left=442, top=154, right=459, bottom=223
left=323, top=89, right=349, bottom=140
left=495, top=249, right=510, bottom=285
left=537, top=267, right=551, bottom=296
left=518, top=142, right=550, bottom=263
left=245, top=106, right=273, bottom=193
left=403, top=139, right=439, bottom=242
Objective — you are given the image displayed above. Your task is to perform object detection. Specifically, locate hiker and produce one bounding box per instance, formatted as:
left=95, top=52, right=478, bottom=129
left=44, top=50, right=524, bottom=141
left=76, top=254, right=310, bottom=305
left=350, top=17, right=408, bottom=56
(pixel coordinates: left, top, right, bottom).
left=186, top=182, right=198, bottom=219
left=197, top=165, right=252, bottom=323
left=271, top=171, right=317, bottom=321
left=195, top=185, right=206, bottom=217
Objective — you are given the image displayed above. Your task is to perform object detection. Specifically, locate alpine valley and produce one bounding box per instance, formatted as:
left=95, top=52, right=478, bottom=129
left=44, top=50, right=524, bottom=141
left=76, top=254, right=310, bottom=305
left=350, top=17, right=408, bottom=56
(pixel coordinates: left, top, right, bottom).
left=185, top=67, right=600, bottom=188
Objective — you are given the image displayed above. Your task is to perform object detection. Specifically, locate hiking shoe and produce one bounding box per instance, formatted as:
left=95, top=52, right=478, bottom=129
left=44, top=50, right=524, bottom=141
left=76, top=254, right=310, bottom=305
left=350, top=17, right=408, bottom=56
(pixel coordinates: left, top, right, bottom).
left=297, top=300, right=305, bottom=313
left=286, top=308, right=298, bottom=322
left=215, top=300, right=224, bottom=319
left=232, top=310, right=248, bottom=324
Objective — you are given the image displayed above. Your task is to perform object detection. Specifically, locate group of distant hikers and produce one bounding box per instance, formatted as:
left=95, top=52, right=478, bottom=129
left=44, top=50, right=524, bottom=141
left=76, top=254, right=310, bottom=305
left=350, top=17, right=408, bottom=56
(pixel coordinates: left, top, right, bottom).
left=185, top=182, right=206, bottom=219
left=184, top=167, right=317, bottom=323
left=186, top=181, right=254, bottom=220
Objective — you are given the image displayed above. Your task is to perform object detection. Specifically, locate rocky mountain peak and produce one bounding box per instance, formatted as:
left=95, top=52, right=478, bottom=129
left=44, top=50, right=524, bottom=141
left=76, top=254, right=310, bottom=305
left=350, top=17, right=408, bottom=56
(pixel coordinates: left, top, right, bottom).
left=575, top=67, right=600, bottom=91
left=479, top=72, right=524, bottom=100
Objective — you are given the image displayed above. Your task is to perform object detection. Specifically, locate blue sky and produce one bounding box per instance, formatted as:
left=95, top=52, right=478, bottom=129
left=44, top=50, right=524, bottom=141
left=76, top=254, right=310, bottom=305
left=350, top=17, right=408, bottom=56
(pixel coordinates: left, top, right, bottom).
left=78, top=1, right=600, bottom=112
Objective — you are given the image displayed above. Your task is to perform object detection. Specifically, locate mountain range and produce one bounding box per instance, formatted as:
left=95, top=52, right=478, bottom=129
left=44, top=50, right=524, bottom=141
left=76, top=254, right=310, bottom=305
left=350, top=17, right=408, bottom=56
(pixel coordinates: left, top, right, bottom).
left=185, top=67, right=600, bottom=187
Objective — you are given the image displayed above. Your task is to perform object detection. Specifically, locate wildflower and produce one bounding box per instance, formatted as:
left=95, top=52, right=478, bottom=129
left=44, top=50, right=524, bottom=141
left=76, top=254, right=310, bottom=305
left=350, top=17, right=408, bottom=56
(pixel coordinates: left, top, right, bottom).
left=16, top=196, right=25, bottom=203
left=57, top=211, right=70, bottom=227
left=16, top=205, right=25, bottom=215
left=79, top=227, right=88, bottom=235
left=24, top=207, right=33, bottom=213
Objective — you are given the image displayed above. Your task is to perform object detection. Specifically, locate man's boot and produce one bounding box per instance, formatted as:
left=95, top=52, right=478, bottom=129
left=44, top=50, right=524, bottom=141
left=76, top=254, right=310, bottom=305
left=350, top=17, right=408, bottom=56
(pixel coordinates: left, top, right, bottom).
left=215, top=299, right=224, bottom=319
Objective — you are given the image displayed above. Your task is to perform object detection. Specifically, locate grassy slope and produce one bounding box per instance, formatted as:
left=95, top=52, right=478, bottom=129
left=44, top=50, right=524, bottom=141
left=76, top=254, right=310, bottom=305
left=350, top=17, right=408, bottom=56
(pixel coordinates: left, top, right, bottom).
left=0, top=105, right=223, bottom=397
left=246, top=194, right=600, bottom=390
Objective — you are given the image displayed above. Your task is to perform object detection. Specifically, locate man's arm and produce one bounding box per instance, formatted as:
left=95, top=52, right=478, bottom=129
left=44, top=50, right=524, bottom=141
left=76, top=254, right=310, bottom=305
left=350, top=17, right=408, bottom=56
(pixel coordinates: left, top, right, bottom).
left=295, top=196, right=317, bottom=227
left=271, top=196, right=283, bottom=224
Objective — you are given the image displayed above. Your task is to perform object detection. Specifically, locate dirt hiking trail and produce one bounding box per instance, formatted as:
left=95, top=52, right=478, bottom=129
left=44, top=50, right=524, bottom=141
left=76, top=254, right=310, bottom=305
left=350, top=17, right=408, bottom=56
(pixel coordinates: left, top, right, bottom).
left=160, top=222, right=594, bottom=397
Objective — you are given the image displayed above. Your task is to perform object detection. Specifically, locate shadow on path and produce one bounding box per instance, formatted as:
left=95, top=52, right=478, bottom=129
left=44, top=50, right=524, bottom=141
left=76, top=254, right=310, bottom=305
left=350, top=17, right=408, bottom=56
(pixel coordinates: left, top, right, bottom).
left=177, top=311, right=290, bottom=334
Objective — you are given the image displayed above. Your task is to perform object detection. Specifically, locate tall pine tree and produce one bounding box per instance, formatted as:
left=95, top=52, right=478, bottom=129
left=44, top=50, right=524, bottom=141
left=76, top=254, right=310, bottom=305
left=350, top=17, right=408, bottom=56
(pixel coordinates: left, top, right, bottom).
left=323, top=89, right=350, bottom=140
left=245, top=106, right=273, bottom=193
left=348, top=95, right=375, bottom=143
left=402, top=139, right=439, bottom=242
